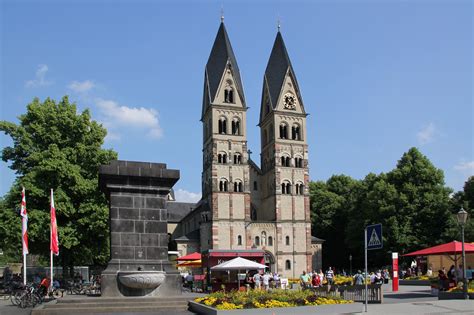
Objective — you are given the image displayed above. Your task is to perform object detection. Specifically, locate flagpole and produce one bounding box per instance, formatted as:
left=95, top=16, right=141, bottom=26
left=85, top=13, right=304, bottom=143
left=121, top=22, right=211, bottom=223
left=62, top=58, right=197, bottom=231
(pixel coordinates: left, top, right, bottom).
left=50, top=188, right=53, bottom=292
left=23, top=253, right=27, bottom=285
left=50, top=249, right=53, bottom=292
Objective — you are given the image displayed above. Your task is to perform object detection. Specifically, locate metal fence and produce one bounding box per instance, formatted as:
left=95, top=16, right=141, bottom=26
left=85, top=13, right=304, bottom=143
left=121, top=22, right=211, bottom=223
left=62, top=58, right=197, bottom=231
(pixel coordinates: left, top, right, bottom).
left=312, top=284, right=383, bottom=304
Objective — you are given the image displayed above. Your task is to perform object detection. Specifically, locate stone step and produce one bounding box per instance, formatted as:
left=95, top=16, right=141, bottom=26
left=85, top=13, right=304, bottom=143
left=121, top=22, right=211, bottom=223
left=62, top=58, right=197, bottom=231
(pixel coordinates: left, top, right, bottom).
left=42, top=301, right=190, bottom=308
left=32, top=305, right=189, bottom=315
left=57, top=297, right=193, bottom=304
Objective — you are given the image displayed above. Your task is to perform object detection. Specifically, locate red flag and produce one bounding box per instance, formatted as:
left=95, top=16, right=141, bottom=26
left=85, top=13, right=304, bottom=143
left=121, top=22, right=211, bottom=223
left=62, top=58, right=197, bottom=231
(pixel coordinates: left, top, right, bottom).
left=20, top=187, right=28, bottom=255
left=50, top=189, right=59, bottom=256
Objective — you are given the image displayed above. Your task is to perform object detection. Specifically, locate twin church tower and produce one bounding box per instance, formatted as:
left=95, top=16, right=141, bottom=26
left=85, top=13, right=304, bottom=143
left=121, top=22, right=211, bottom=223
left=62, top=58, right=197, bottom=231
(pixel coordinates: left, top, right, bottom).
left=179, top=21, right=315, bottom=277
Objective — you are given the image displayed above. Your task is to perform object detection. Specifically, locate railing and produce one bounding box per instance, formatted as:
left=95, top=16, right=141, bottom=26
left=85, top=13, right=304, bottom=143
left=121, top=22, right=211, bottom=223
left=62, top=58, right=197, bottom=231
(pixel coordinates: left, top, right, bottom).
left=311, top=284, right=383, bottom=304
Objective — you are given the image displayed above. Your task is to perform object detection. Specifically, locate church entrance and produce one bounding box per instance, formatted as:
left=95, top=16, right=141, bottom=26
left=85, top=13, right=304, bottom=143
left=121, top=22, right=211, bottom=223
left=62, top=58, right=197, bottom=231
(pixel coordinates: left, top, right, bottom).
left=264, top=251, right=275, bottom=273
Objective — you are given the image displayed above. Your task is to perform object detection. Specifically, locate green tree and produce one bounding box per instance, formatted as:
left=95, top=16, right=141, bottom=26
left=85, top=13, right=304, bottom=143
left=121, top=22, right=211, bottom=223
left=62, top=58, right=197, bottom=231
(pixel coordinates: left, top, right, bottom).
left=444, top=177, right=474, bottom=242
left=0, top=96, right=117, bottom=273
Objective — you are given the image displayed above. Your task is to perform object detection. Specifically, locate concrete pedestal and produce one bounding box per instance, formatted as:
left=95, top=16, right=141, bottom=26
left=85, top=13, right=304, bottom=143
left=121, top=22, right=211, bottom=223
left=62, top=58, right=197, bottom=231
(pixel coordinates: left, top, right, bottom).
left=99, top=160, right=182, bottom=297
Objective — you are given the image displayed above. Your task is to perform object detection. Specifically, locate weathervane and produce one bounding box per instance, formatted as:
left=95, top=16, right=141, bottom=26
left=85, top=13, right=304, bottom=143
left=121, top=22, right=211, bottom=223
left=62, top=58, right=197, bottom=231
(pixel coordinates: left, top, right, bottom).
left=277, top=15, right=281, bottom=32
left=220, top=6, right=224, bottom=23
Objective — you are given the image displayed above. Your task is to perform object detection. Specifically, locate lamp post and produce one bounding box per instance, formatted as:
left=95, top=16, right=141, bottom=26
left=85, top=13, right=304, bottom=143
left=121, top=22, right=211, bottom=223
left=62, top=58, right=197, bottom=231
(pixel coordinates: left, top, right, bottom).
left=349, top=254, right=352, bottom=275
left=456, top=207, right=469, bottom=300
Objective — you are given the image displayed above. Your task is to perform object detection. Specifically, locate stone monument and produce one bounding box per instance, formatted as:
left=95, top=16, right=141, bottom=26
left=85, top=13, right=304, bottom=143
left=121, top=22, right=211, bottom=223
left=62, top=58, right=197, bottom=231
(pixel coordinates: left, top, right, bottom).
left=99, top=160, right=181, bottom=297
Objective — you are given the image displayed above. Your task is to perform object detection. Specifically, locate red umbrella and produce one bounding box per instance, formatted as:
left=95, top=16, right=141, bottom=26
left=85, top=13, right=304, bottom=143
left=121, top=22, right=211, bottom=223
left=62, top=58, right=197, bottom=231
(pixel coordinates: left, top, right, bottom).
left=403, top=241, right=474, bottom=256
left=176, top=252, right=201, bottom=261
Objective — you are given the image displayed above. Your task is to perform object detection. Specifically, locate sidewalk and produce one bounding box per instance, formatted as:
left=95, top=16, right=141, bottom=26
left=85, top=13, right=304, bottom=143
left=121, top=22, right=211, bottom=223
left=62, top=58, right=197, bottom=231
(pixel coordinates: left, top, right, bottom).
left=364, top=300, right=474, bottom=314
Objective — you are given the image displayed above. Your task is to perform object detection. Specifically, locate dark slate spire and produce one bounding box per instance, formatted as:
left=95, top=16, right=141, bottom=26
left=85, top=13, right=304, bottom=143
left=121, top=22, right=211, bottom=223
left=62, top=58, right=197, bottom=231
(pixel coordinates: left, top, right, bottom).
left=264, top=31, right=302, bottom=110
left=205, top=22, right=246, bottom=107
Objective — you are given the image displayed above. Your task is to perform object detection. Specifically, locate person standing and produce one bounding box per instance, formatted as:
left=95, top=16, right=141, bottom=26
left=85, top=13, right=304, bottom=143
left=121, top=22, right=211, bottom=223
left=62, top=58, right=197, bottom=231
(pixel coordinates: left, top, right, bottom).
left=262, top=272, right=271, bottom=291
left=253, top=272, right=262, bottom=290
left=326, top=267, right=334, bottom=286
left=353, top=270, right=364, bottom=285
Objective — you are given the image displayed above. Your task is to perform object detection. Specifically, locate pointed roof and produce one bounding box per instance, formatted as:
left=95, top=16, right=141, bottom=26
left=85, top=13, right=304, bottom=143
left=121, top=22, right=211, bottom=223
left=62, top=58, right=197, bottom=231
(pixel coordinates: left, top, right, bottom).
left=264, top=31, right=302, bottom=110
left=205, top=22, right=246, bottom=107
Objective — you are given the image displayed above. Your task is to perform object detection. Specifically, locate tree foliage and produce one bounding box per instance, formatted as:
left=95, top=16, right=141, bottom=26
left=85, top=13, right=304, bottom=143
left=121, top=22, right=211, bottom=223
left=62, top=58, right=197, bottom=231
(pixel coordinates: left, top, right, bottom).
left=310, top=147, right=459, bottom=270
left=0, top=96, right=117, bottom=271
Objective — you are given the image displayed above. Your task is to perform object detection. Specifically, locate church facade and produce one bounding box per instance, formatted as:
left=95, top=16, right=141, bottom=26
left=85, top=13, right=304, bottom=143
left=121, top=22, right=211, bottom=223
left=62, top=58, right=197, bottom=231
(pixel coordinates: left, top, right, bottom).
left=174, top=22, right=321, bottom=278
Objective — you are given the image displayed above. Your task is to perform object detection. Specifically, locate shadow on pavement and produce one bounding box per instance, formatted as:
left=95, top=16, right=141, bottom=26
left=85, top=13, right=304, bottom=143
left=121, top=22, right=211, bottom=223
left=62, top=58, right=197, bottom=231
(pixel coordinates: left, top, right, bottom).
left=385, top=292, right=434, bottom=299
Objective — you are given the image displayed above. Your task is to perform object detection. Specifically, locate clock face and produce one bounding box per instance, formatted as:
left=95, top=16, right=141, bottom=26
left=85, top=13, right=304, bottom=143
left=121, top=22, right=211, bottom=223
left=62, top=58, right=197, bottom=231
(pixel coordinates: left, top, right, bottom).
left=284, top=93, right=296, bottom=110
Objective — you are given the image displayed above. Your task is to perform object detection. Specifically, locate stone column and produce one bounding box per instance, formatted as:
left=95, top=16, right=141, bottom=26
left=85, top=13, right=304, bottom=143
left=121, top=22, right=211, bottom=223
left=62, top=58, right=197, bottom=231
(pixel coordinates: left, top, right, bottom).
left=99, top=160, right=181, bottom=297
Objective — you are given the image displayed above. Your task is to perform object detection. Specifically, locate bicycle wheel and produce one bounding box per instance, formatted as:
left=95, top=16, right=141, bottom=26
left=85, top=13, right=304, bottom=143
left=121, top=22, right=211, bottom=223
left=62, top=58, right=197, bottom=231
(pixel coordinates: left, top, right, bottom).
left=11, top=291, right=22, bottom=306
left=19, top=293, right=29, bottom=309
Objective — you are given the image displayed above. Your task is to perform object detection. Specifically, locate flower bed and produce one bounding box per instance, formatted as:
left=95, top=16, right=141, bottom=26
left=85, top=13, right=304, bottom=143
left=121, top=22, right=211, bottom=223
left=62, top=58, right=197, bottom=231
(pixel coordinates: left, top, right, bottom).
left=193, top=289, right=353, bottom=310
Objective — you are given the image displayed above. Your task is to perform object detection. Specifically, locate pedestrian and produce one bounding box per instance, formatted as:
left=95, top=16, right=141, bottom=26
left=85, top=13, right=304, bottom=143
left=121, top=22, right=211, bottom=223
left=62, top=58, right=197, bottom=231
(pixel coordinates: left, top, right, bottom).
left=318, top=269, right=325, bottom=283
left=325, top=267, right=334, bottom=286
left=353, top=270, right=364, bottom=285
left=262, top=272, right=271, bottom=291
left=253, top=272, right=261, bottom=290
left=312, top=272, right=321, bottom=287
left=273, top=272, right=280, bottom=289
left=299, top=271, right=311, bottom=289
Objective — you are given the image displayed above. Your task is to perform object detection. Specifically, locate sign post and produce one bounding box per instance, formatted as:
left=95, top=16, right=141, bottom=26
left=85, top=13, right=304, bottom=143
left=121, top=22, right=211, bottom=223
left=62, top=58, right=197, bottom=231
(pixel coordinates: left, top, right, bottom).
left=392, top=252, right=399, bottom=292
left=364, top=224, right=383, bottom=312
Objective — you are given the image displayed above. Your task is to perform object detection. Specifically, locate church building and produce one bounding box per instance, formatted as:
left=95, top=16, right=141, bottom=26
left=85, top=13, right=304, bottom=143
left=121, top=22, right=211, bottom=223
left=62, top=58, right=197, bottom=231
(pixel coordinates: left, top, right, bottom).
left=172, top=21, right=322, bottom=278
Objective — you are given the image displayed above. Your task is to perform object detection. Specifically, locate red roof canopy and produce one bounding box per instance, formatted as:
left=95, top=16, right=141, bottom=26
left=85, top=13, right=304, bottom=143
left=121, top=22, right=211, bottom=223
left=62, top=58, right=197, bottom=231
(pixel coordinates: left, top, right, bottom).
left=403, top=241, right=474, bottom=257
left=176, top=252, right=201, bottom=261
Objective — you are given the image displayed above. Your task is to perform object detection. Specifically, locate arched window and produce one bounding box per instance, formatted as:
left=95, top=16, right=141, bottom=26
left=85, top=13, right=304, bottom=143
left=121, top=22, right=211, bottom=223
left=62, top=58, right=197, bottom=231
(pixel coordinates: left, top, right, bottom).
left=219, top=179, right=228, bottom=192
left=285, top=236, right=290, bottom=246
left=282, top=181, right=291, bottom=195
left=218, top=117, right=227, bottom=134
left=231, top=118, right=240, bottom=135
left=218, top=153, right=227, bottom=164
left=233, top=153, right=242, bottom=164
left=234, top=180, right=243, bottom=192
left=292, top=124, right=301, bottom=140
left=269, top=124, right=274, bottom=140
left=263, top=130, right=268, bottom=145
left=295, top=157, right=303, bottom=168
left=237, top=235, right=242, bottom=246
left=285, top=260, right=291, bottom=270
left=208, top=119, right=212, bottom=136
left=255, top=236, right=260, bottom=246
left=279, top=123, right=288, bottom=139
left=253, top=181, right=258, bottom=190
left=224, top=87, right=234, bottom=103
left=298, top=183, right=304, bottom=195
left=261, top=231, right=267, bottom=246
left=268, top=236, right=273, bottom=246
left=281, top=155, right=290, bottom=167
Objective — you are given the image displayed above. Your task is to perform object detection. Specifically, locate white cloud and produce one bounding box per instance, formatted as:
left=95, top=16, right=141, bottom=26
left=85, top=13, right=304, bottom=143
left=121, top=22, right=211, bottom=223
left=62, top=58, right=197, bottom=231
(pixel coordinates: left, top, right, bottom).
left=454, top=161, right=474, bottom=175
left=68, top=80, right=95, bottom=93
left=95, top=98, right=163, bottom=139
left=25, top=64, right=52, bottom=87
left=417, top=123, right=436, bottom=145
left=174, top=189, right=201, bottom=203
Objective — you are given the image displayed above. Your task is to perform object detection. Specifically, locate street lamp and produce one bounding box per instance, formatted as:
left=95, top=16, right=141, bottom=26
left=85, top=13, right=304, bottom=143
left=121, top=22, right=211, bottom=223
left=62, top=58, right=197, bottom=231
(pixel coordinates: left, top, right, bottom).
left=456, top=207, right=469, bottom=300
left=349, top=254, right=352, bottom=275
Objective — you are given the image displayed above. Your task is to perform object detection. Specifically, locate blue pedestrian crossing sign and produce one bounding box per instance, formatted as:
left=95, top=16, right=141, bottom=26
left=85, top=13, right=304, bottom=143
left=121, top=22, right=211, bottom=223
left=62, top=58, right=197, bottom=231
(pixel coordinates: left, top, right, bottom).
left=366, top=224, right=383, bottom=250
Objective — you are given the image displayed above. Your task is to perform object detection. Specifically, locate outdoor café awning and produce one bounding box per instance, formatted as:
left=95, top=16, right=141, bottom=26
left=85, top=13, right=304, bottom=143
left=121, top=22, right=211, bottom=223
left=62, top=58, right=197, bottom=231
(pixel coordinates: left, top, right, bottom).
left=176, top=252, right=201, bottom=261
left=211, top=257, right=267, bottom=271
left=403, top=241, right=474, bottom=256
left=176, top=259, right=202, bottom=268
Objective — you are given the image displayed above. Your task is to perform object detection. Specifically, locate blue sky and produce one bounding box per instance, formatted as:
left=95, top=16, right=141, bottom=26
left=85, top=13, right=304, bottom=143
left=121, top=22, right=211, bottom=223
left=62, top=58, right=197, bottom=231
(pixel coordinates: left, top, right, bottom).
left=1, top=0, right=472, bottom=201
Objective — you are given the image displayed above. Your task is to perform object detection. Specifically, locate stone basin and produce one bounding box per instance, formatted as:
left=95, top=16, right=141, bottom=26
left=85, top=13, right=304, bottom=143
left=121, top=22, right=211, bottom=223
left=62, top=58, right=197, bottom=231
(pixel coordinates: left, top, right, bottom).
left=118, top=271, right=166, bottom=290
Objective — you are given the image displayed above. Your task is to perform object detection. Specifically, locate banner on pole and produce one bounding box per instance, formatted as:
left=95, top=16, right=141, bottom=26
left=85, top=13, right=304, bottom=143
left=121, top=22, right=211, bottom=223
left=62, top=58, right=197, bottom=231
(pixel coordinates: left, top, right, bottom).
left=50, top=189, right=59, bottom=256
left=20, top=187, right=28, bottom=255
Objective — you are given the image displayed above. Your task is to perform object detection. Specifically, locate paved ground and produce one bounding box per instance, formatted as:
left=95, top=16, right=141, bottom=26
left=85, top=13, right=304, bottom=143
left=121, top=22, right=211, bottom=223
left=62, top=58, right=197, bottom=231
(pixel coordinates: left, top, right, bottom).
left=1, top=285, right=472, bottom=315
